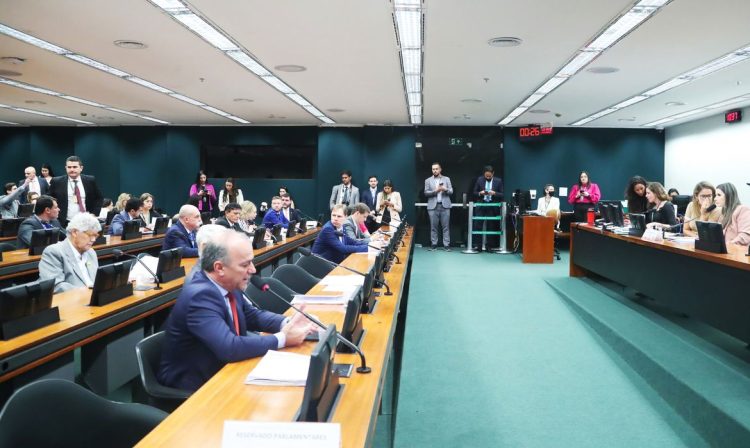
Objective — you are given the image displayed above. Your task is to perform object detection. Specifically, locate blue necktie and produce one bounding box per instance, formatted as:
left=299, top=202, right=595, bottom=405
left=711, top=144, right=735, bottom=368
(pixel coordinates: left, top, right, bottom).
left=41, top=221, right=52, bottom=229
left=188, top=232, right=196, bottom=247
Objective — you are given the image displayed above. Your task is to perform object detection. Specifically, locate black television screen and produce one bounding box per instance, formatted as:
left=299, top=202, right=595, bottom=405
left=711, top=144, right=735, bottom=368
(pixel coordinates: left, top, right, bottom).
left=695, top=221, right=727, bottom=254
left=152, top=217, right=169, bottom=235
left=296, top=325, right=341, bottom=422
left=252, top=227, right=267, bottom=250
left=29, top=228, right=62, bottom=256
left=338, top=287, right=364, bottom=353
left=672, top=195, right=691, bottom=215
left=629, top=213, right=646, bottom=236
left=17, top=203, right=34, bottom=218
left=90, top=260, right=135, bottom=306
left=122, top=219, right=142, bottom=241
left=202, top=145, right=316, bottom=179
left=0, top=278, right=55, bottom=322
left=286, top=220, right=297, bottom=238
left=0, top=218, right=23, bottom=237
left=156, top=248, right=185, bottom=283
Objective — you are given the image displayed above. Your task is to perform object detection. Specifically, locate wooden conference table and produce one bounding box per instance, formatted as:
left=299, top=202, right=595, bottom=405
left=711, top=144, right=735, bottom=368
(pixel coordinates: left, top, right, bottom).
left=0, top=229, right=319, bottom=385
left=136, top=229, right=414, bottom=448
left=570, top=224, right=750, bottom=343
left=0, top=233, right=167, bottom=282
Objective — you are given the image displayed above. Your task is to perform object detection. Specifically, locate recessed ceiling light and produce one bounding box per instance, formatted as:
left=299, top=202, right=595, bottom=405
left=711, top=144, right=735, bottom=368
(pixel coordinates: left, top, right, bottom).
left=0, top=70, right=22, bottom=77
left=665, top=101, right=685, bottom=106
left=0, top=57, right=25, bottom=65
left=529, top=109, right=550, bottom=114
left=274, top=64, right=306, bottom=72
left=130, top=109, right=152, bottom=113
left=232, top=98, right=254, bottom=102
left=586, top=66, right=619, bottom=74
left=24, top=100, right=46, bottom=105
left=460, top=98, right=482, bottom=103
left=327, top=108, right=345, bottom=113
left=488, top=37, right=522, bottom=47
left=114, top=40, right=147, bottom=49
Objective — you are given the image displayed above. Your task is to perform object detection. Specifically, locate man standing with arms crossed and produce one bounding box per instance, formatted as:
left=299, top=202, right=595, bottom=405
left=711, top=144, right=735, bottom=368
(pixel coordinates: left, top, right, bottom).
left=424, top=162, right=453, bottom=251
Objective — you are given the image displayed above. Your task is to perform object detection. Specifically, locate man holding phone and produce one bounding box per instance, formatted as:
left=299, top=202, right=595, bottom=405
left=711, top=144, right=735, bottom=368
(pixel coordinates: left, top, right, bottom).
left=424, top=162, right=453, bottom=251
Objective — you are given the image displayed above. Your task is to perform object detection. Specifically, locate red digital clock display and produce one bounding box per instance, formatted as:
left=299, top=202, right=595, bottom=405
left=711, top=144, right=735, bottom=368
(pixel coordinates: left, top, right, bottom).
left=519, top=125, right=553, bottom=140
left=725, top=110, right=742, bottom=123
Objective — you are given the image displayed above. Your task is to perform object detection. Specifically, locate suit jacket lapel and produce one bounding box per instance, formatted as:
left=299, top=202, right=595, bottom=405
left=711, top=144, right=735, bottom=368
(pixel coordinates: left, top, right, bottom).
left=63, top=242, right=88, bottom=284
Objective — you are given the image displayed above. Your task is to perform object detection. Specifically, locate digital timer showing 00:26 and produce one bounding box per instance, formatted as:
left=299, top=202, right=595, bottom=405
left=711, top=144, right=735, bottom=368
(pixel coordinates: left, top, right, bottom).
left=519, top=126, right=541, bottom=138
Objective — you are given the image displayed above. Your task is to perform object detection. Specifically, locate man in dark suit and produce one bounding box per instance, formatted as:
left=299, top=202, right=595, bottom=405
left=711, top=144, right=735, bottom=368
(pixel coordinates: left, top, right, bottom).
left=19, top=166, right=49, bottom=203
left=471, top=165, right=504, bottom=251
left=280, top=193, right=300, bottom=224
left=360, top=175, right=378, bottom=211
left=157, top=230, right=315, bottom=391
left=47, top=155, right=103, bottom=225
left=163, top=204, right=202, bottom=258
left=311, top=204, right=368, bottom=264
left=109, top=197, right=142, bottom=236
left=215, top=202, right=248, bottom=234
left=17, top=195, right=64, bottom=249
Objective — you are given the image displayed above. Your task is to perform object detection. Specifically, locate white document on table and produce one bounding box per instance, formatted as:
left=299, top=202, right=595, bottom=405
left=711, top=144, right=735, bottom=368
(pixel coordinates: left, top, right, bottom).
left=291, top=294, right=347, bottom=305
left=244, top=350, right=310, bottom=386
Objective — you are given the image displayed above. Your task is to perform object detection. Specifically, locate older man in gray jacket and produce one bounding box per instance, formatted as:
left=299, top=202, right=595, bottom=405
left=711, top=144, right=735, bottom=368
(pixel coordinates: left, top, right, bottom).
left=39, top=213, right=101, bottom=293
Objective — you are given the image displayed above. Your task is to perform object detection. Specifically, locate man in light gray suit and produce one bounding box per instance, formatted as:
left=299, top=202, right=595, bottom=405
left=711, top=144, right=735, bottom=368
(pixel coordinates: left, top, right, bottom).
left=329, top=170, right=360, bottom=210
left=39, top=213, right=101, bottom=293
left=424, top=162, right=453, bottom=251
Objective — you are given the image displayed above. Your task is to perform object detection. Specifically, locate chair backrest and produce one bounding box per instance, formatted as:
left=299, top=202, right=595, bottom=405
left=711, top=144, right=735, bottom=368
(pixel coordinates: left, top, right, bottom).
left=295, top=254, right=333, bottom=279
left=135, top=331, right=166, bottom=395
left=245, top=276, right=295, bottom=314
left=0, top=242, right=17, bottom=253
left=0, top=379, right=166, bottom=448
left=545, top=208, right=560, bottom=224
left=271, top=264, right=320, bottom=294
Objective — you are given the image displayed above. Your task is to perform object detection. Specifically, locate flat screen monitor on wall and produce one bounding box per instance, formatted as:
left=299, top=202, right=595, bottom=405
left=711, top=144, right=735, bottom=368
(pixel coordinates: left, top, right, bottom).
left=201, top=145, right=317, bottom=179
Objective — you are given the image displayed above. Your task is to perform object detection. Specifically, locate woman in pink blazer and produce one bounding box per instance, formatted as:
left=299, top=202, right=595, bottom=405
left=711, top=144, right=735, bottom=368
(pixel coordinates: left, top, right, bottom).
left=715, top=182, right=750, bottom=247
left=189, top=170, right=217, bottom=214
left=568, top=171, right=601, bottom=222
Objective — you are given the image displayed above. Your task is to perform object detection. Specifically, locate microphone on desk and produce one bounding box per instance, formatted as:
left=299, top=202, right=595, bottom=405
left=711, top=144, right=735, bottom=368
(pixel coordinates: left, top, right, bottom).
left=249, top=276, right=371, bottom=374
left=297, top=247, right=392, bottom=295
left=296, top=209, right=323, bottom=227
left=663, top=204, right=716, bottom=235
left=112, top=249, right=162, bottom=291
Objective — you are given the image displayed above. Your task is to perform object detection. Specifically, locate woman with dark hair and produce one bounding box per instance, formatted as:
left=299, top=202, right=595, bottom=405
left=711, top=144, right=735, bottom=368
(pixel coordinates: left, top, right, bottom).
left=715, top=183, right=750, bottom=246
left=139, top=192, right=163, bottom=226
left=40, top=163, right=55, bottom=184
left=624, top=176, right=648, bottom=214
left=188, top=170, right=217, bottom=214
left=375, top=179, right=402, bottom=223
left=667, top=188, right=680, bottom=199
left=645, top=182, right=677, bottom=228
left=567, top=171, right=601, bottom=222
left=218, top=178, right=244, bottom=212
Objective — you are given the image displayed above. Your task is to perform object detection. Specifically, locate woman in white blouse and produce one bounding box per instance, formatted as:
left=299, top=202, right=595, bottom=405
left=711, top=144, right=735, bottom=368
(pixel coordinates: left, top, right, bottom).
left=535, top=184, right=560, bottom=216
left=218, top=178, right=244, bottom=212
left=375, top=179, right=402, bottom=223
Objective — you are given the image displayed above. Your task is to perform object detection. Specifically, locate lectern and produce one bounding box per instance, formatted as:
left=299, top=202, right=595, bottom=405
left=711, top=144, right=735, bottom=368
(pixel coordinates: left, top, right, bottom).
left=522, top=215, right=554, bottom=263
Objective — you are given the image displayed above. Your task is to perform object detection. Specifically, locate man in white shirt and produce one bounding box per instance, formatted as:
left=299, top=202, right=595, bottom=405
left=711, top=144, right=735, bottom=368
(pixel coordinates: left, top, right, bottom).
left=48, top=155, right=103, bottom=225
left=20, top=166, right=48, bottom=201
left=39, top=213, right=101, bottom=293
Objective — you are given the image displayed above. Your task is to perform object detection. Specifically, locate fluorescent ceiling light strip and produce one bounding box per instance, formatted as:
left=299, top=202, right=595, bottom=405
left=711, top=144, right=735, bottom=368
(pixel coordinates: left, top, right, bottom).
left=558, top=50, right=600, bottom=77
left=259, top=76, right=293, bottom=94
left=401, top=49, right=421, bottom=75
left=106, top=107, right=169, bottom=124
left=682, top=52, right=750, bottom=79
left=0, top=103, right=94, bottom=124
left=394, top=10, right=421, bottom=49
left=587, top=9, right=652, bottom=51
left=201, top=105, right=230, bottom=117
left=0, top=120, right=21, bottom=125
left=172, top=12, right=238, bottom=51
left=303, top=105, right=324, bottom=116
left=65, top=54, right=130, bottom=77
left=638, top=0, right=670, bottom=7
left=670, top=108, right=708, bottom=120
left=55, top=116, right=96, bottom=125
left=641, top=77, right=690, bottom=96
left=286, top=93, right=311, bottom=107
left=394, top=0, right=421, bottom=6
left=520, top=93, right=544, bottom=109
left=407, top=92, right=421, bottom=106
left=60, top=96, right=106, bottom=108
left=126, top=77, right=173, bottom=94
left=643, top=117, right=674, bottom=126
left=226, top=115, right=250, bottom=124
left=537, top=77, right=567, bottom=95
left=411, top=115, right=422, bottom=124
left=0, top=24, right=68, bottom=54
left=226, top=50, right=271, bottom=77
left=319, top=117, right=335, bottom=124
left=705, top=96, right=750, bottom=109
left=612, top=95, right=648, bottom=109
left=0, top=78, right=61, bottom=96
left=168, top=93, right=205, bottom=106
left=404, top=74, right=421, bottom=93
left=150, top=0, right=187, bottom=12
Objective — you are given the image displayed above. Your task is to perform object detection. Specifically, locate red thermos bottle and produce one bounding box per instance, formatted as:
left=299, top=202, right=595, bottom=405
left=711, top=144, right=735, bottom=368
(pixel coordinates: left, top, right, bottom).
left=586, top=209, right=595, bottom=226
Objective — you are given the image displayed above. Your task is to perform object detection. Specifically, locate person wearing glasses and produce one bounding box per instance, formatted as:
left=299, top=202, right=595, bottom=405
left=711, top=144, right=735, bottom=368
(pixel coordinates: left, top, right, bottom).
left=683, top=181, right=722, bottom=236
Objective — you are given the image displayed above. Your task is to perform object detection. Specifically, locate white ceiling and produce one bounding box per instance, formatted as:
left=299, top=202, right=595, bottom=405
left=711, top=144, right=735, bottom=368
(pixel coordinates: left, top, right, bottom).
left=0, top=0, right=749, bottom=128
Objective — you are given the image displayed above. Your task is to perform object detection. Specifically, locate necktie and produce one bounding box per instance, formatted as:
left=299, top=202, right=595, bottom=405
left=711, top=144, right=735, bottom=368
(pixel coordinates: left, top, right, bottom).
left=343, top=186, right=349, bottom=204
left=188, top=231, right=196, bottom=247
left=485, top=179, right=492, bottom=202
left=73, top=180, right=85, bottom=212
left=41, top=221, right=52, bottom=229
left=227, top=291, right=240, bottom=336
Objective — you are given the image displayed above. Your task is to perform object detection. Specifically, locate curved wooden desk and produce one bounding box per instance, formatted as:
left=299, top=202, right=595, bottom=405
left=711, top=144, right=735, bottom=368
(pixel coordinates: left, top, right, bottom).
left=136, top=229, right=414, bottom=448
left=0, top=229, right=319, bottom=384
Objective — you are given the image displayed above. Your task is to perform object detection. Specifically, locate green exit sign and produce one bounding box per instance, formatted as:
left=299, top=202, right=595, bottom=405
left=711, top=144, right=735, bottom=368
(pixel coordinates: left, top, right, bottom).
left=449, top=138, right=465, bottom=146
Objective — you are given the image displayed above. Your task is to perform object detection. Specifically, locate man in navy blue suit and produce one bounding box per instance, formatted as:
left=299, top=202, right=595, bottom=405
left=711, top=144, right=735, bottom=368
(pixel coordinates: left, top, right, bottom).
left=360, top=175, right=378, bottom=211
left=158, top=230, right=315, bottom=391
left=162, top=204, right=202, bottom=258
left=311, top=203, right=368, bottom=264
left=471, top=165, right=504, bottom=251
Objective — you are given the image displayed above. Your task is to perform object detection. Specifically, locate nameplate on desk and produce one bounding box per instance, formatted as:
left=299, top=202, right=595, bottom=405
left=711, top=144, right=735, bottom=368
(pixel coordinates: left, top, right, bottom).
left=641, top=228, right=664, bottom=243
left=222, top=421, right=340, bottom=448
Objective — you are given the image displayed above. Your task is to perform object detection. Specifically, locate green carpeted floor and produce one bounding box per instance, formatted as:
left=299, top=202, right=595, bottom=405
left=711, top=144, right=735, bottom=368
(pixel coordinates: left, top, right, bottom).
left=390, top=248, right=706, bottom=448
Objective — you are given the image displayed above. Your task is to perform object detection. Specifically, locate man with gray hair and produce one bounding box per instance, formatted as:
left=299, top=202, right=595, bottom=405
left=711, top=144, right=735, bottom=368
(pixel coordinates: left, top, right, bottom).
left=162, top=204, right=202, bottom=257
left=39, top=213, right=101, bottom=293
left=185, top=224, right=227, bottom=283
left=158, top=230, right=315, bottom=391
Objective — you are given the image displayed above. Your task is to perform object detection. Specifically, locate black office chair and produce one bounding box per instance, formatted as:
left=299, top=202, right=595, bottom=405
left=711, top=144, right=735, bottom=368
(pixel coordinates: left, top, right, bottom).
left=0, top=242, right=17, bottom=252
left=295, top=254, right=335, bottom=279
left=245, top=276, right=296, bottom=314
left=0, top=379, right=167, bottom=448
left=135, top=332, right=192, bottom=413
left=271, top=264, right=320, bottom=294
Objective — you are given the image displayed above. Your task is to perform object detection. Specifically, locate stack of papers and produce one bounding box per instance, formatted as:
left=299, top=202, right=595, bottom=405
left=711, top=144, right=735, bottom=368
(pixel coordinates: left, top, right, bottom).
left=245, top=350, right=310, bottom=386
left=318, top=275, right=363, bottom=297
left=127, top=255, right=158, bottom=283
left=291, top=294, right=347, bottom=305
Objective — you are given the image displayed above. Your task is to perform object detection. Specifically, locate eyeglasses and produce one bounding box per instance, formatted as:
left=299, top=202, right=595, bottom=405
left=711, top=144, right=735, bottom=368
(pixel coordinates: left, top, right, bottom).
left=698, top=194, right=713, bottom=199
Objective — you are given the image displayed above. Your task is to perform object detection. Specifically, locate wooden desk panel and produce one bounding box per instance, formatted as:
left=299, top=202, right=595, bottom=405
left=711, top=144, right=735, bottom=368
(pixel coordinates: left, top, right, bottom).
left=136, top=230, right=414, bottom=448
left=0, top=229, right=319, bottom=383
left=522, top=216, right=554, bottom=263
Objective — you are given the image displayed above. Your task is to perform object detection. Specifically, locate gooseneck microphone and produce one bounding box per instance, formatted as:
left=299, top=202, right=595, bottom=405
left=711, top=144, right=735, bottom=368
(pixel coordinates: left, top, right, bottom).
left=113, top=249, right=162, bottom=290
left=296, top=209, right=322, bottom=227
left=249, top=276, right=371, bottom=374
left=298, top=247, right=392, bottom=295
left=664, top=204, right=716, bottom=235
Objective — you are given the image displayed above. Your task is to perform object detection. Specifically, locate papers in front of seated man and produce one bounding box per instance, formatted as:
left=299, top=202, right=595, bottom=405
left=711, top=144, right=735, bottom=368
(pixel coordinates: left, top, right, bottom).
left=291, top=294, right=347, bottom=305
left=244, top=350, right=310, bottom=386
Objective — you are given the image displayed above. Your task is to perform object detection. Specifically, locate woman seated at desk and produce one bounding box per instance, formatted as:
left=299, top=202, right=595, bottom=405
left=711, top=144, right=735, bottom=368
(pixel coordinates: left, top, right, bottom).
left=683, top=181, right=722, bottom=236
left=535, top=184, right=560, bottom=228
left=645, top=182, right=678, bottom=229
left=715, top=183, right=750, bottom=247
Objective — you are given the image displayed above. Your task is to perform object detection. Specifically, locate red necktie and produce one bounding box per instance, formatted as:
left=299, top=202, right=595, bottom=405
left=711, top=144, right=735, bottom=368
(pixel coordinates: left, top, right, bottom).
left=73, top=180, right=85, bottom=212
left=227, top=291, right=240, bottom=336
